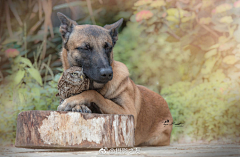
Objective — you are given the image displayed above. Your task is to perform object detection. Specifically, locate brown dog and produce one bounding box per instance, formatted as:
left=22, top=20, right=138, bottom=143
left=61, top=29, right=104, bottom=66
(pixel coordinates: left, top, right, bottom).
left=57, top=12, right=173, bottom=146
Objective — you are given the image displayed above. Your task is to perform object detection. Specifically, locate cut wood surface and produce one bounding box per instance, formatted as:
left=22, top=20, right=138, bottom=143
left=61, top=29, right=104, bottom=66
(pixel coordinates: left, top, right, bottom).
left=15, top=111, right=135, bottom=149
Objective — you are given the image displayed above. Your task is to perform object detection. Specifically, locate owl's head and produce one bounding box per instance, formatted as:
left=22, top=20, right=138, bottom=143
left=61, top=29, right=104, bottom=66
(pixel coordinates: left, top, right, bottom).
left=64, top=66, right=86, bottom=85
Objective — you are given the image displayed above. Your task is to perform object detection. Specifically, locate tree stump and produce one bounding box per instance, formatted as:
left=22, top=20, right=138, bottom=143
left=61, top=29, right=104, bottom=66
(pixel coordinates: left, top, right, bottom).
left=15, top=111, right=135, bottom=149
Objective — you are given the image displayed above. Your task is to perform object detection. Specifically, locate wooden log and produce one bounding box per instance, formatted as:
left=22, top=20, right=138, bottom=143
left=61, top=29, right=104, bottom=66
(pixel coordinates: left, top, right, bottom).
left=15, top=111, right=135, bottom=149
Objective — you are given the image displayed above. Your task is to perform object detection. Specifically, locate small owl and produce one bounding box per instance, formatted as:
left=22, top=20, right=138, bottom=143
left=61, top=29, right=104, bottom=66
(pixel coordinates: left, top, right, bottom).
left=57, top=66, right=90, bottom=101
left=57, top=66, right=102, bottom=113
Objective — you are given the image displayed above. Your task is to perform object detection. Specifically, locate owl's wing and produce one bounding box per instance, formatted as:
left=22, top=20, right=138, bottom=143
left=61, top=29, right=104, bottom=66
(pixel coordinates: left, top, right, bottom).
left=58, top=74, right=66, bottom=89
left=57, top=74, right=68, bottom=100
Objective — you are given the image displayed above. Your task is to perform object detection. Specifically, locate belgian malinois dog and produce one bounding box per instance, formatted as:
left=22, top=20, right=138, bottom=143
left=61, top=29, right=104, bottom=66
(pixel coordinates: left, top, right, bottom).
left=57, top=12, right=173, bottom=146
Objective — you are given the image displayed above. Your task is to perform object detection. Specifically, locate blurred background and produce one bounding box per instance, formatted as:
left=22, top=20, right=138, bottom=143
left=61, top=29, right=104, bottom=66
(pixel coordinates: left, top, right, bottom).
left=0, top=0, right=240, bottom=145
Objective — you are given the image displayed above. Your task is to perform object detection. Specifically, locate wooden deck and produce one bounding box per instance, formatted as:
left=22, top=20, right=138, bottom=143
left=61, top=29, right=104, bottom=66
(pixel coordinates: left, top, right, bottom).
left=1, top=143, right=239, bottom=156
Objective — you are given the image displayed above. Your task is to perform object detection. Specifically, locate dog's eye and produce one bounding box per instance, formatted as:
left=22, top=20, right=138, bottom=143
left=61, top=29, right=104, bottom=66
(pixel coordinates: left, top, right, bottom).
left=104, top=42, right=112, bottom=51
left=75, top=43, right=92, bottom=51
left=85, top=43, right=91, bottom=50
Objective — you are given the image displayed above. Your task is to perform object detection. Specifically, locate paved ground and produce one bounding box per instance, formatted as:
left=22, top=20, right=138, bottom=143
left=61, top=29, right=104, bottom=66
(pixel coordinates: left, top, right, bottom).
left=0, top=144, right=239, bottom=157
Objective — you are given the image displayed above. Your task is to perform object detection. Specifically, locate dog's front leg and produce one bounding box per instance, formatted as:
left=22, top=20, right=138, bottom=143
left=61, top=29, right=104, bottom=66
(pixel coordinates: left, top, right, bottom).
left=57, top=90, right=134, bottom=115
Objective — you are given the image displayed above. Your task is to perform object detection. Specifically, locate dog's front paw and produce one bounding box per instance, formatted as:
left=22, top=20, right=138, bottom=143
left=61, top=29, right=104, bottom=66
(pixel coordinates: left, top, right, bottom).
left=72, top=104, right=92, bottom=113
left=57, top=98, right=92, bottom=113
left=57, top=98, right=79, bottom=111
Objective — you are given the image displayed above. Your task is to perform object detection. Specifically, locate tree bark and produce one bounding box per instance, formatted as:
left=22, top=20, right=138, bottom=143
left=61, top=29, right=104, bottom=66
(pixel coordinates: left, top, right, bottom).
left=15, top=111, right=135, bottom=149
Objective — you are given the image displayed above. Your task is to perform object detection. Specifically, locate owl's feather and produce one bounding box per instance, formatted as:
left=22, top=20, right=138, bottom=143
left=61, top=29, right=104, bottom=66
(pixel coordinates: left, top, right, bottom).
left=57, top=66, right=90, bottom=100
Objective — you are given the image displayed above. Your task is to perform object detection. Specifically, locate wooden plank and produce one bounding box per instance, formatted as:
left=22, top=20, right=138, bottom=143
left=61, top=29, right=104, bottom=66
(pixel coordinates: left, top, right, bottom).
left=15, top=111, right=135, bottom=149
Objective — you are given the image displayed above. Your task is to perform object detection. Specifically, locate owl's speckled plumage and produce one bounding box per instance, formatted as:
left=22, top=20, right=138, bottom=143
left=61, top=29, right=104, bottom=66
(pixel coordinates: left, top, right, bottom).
left=58, top=66, right=90, bottom=100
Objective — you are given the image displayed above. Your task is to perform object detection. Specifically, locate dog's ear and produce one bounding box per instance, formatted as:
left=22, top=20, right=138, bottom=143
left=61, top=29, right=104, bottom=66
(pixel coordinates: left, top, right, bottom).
left=57, top=12, right=77, bottom=43
left=104, top=18, right=123, bottom=46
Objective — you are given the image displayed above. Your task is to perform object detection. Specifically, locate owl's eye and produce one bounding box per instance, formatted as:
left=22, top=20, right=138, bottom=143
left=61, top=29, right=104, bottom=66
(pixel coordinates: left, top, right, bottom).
left=71, top=72, right=78, bottom=76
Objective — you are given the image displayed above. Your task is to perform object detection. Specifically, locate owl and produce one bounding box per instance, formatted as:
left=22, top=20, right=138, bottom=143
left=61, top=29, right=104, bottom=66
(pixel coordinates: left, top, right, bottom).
left=57, top=66, right=102, bottom=113
left=57, top=66, right=90, bottom=101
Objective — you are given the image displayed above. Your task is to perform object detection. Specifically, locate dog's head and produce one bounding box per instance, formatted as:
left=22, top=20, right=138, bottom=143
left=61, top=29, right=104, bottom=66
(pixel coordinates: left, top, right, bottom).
left=57, top=12, right=123, bottom=84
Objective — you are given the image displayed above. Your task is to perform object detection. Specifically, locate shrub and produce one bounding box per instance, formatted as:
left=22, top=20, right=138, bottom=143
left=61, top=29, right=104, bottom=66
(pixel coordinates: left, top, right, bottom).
left=0, top=54, right=60, bottom=144
left=114, top=0, right=240, bottom=142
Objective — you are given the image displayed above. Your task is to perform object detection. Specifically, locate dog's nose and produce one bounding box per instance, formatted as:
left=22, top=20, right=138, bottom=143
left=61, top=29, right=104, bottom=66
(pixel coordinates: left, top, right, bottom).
left=100, top=67, right=113, bottom=80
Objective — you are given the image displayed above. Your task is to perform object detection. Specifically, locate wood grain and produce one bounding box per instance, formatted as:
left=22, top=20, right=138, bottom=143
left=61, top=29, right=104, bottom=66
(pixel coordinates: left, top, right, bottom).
left=15, top=111, right=135, bottom=149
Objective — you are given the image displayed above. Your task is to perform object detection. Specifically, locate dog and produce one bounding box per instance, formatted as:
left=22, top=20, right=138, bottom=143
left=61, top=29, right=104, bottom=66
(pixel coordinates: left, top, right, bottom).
left=56, top=12, right=173, bottom=146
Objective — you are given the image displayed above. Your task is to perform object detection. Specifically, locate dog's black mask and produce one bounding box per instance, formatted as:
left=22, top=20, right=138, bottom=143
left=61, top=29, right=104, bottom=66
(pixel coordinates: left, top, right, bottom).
left=57, top=12, right=123, bottom=84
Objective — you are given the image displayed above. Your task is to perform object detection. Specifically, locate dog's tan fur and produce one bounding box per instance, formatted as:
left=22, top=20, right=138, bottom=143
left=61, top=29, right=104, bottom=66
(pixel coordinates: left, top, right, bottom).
left=57, top=13, right=173, bottom=146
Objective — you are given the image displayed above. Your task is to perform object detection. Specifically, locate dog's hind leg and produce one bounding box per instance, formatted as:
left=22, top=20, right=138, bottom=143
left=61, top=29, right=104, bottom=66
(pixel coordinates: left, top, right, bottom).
left=138, top=122, right=172, bottom=146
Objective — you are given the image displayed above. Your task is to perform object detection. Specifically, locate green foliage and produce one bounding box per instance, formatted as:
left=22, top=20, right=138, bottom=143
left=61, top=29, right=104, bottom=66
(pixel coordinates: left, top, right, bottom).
left=0, top=0, right=136, bottom=79
left=114, top=0, right=240, bottom=142
left=0, top=56, right=60, bottom=144
left=162, top=79, right=240, bottom=142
